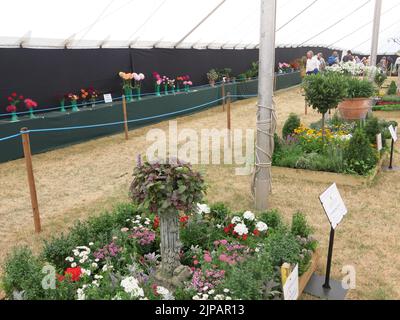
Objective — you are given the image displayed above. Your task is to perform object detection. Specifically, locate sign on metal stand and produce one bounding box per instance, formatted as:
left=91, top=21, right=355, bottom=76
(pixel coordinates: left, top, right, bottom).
left=384, top=125, right=398, bottom=171
left=304, top=183, right=348, bottom=300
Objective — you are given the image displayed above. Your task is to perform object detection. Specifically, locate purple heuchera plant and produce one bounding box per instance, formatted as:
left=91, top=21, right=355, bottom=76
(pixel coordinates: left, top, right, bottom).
left=93, top=242, right=122, bottom=260
left=129, top=156, right=206, bottom=214
left=129, top=227, right=156, bottom=246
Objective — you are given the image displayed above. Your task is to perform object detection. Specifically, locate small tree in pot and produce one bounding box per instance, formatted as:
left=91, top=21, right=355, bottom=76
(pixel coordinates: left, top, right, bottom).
left=303, top=72, right=347, bottom=137
left=129, top=156, right=206, bottom=286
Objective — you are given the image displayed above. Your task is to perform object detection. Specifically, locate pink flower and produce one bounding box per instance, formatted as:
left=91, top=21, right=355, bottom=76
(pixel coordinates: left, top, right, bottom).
left=204, top=253, right=212, bottom=263
left=193, top=260, right=199, bottom=265
left=24, top=99, right=38, bottom=109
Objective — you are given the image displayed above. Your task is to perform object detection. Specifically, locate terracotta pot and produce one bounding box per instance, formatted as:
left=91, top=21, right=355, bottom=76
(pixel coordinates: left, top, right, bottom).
left=338, top=98, right=371, bottom=120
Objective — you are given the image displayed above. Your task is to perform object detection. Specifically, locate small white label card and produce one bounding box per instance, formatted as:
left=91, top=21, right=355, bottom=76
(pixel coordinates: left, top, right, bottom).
left=389, top=125, right=398, bottom=142
left=103, top=93, right=113, bottom=104
left=283, top=264, right=299, bottom=300
left=376, top=133, right=383, bottom=151
left=319, top=183, right=347, bottom=229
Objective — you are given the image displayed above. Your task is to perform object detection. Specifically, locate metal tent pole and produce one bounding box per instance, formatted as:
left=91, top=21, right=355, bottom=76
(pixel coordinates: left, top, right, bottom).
left=370, top=0, right=382, bottom=67
left=174, top=0, right=226, bottom=48
left=254, top=0, right=277, bottom=210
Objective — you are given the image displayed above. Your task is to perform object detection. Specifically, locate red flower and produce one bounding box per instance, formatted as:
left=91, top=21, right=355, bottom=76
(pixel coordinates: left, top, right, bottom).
left=242, top=234, right=248, bottom=241
left=19, top=95, right=24, bottom=100
left=11, top=92, right=17, bottom=97
left=153, top=215, right=160, bottom=229
left=6, top=105, right=17, bottom=113
left=7, top=97, right=12, bottom=102
left=253, top=229, right=260, bottom=236
left=64, top=266, right=82, bottom=282
left=179, top=215, right=189, bottom=225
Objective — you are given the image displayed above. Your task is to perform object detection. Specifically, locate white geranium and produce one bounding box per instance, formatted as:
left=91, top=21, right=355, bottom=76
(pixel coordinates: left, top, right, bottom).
left=256, top=221, right=268, bottom=232
left=197, top=203, right=210, bottom=215
left=231, top=216, right=242, bottom=224
left=71, top=262, right=77, bottom=268
left=77, top=288, right=86, bottom=300
left=65, top=257, right=74, bottom=262
left=120, top=276, right=144, bottom=298
left=243, top=211, right=255, bottom=221
left=214, top=294, right=225, bottom=300
left=156, top=286, right=170, bottom=296
left=234, top=223, right=248, bottom=236
left=223, top=289, right=230, bottom=293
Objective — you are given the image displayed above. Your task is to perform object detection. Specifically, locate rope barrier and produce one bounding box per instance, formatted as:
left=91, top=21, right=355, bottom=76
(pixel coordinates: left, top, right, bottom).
left=0, top=132, right=21, bottom=142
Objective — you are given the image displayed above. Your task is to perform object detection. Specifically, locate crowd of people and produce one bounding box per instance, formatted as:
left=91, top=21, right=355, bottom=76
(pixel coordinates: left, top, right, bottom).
left=305, top=49, right=400, bottom=76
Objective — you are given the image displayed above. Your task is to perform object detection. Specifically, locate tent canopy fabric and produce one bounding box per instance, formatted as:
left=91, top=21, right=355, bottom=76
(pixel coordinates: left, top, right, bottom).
left=0, top=0, right=399, bottom=54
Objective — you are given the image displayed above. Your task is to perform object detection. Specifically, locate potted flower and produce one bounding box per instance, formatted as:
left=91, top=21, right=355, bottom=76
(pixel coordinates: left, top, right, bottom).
left=176, top=76, right=184, bottom=92
left=6, top=92, right=23, bottom=122
left=183, top=78, right=193, bottom=93
left=24, top=98, right=38, bottom=119
left=338, top=77, right=376, bottom=120
left=80, top=89, right=89, bottom=106
left=303, top=72, right=347, bottom=137
left=87, top=87, right=98, bottom=107
left=278, top=62, right=292, bottom=74
left=168, top=79, right=176, bottom=94
left=119, top=72, right=134, bottom=102
left=153, top=72, right=162, bottom=96
left=68, top=93, right=80, bottom=112
left=207, top=69, right=218, bottom=87
left=133, top=73, right=145, bottom=100
left=58, top=94, right=68, bottom=112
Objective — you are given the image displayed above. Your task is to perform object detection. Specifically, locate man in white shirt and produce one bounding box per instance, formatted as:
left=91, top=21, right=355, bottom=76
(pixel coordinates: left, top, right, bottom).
left=306, top=51, right=319, bottom=75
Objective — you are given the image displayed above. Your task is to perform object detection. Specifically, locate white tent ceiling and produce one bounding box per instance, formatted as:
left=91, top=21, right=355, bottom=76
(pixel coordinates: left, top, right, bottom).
left=0, top=0, right=399, bottom=54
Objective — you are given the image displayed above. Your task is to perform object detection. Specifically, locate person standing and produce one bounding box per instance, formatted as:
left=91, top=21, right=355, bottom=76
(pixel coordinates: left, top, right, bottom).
left=306, top=51, right=319, bottom=75
left=317, top=53, right=326, bottom=71
left=328, top=51, right=340, bottom=66
left=343, top=50, right=354, bottom=63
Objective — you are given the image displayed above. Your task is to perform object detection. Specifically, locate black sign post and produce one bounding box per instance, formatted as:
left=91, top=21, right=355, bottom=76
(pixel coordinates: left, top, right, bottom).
left=304, top=184, right=348, bottom=300
left=383, top=125, right=399, bottom=171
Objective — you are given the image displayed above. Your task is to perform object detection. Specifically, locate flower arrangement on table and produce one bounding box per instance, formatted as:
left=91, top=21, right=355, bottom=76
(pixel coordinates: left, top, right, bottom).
left=67, top=93, right=80, bottom=112
left=176, top=75, right=192, bottom=92
left=6, top=92, right=24, bottom=122
left=24, top=99, right=38, bottom=119
left=119, top=72, right=134, bottom=102
left=167, top=78, right=176, bottom=94
left=80, top=89, right=89, bottom=106
left=87, top=87, right=99, bottom=107
left=152, top=72, right=163, bottom=96
left=207, top=69, right=218, bottom=86
left=133, top=73, right=145, bottom=100
left=182, top=77, right=193, bottom=93
left=278, top=62, right=293, bottom=74
left=57, top=94, right=69, bottom=112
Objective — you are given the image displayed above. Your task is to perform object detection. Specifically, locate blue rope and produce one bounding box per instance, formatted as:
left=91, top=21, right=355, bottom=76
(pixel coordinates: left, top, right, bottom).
left=25, top=97, right=224, bottom=134
left=0, top=132, right=21, bottom=142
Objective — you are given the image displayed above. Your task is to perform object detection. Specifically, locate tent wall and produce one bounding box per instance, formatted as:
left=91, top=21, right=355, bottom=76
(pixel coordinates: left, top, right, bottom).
left=0, top=47, right=396, bottom=114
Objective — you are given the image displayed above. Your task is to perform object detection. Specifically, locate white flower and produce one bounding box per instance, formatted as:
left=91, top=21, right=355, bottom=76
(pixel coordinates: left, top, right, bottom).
left=231, top=216, right=242, bottom=224
left=89, top=242, right=94, bottom=246
left=65, top=257, right=74, bottom=262
left=156, top=286, right=170, bottom=296
left=226, top=296, right=232, bottom=300
left=94, top=274, right=103, bottom=280
left=196, top=203, right=210, bottom=215
left=234, top=223, right=248, bottom=236
left=208, top=290, right=215, bottom=295
left=92, top=280, right=99, bottom=287
left=223, top=289, right=230, bottom=293
left=216, top=224, right=222, bottom=229
left=193, top=295, right=201, bottom=300
left=71, top=262, right=77, bottom=268
left=202, top=294, right=209, bottom=300
left=256, top=221, right=268, bottom=232
left=121, top=227, right=129, bottom=233
left=77, top=288, right=86, bottom=300
left=120, top=276, right=144, bottom=298
left=91, top=263, right=98, bottom=269
left=95, top=258, right=100, bottom=262
left=214, top=294, right=225, bottom=300
left=102, top=264, right=113, bottom=272
left=203, top=286, right=209, bottom=292
left=255, top=248, right=260, bottom=253
left=243, top=211, right=255, bottom=221
left=135, top=215, right=141, bottom=220
left=144, top=221, right=150, bottom=225
left=81, top=268, right=91, bottom=276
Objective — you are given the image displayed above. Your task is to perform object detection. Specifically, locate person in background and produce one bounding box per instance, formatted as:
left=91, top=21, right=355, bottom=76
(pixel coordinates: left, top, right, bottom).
left=377, top=57, right=388, bottom=72
left=306, top=51, right=319, bottom=75
left=343, top=50, right=354, bottom=63
left=317, top=52, right=326, bottom=71
left=355, top=56, right=363, bottom=65
left=387, top=56, right=394, bottom=75
left=327, top=51, right=340, bottom=66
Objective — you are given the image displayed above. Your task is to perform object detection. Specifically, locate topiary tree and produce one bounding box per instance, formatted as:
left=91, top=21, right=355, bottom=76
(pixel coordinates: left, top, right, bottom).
left=387, top=81, right=398, bottom=96
left=303, top=73, right=347, bottom=138
left=282, top=113, right=301, bottom=139
left=130, top=156, right=206, bottom=282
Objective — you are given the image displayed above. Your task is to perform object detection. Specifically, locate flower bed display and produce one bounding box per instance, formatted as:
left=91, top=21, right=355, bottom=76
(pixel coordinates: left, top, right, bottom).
left=373, top=96, right=400, bottom=111
left=273, top=113, right=396, bottom=179
left=2, top=160, right=318, bottom=300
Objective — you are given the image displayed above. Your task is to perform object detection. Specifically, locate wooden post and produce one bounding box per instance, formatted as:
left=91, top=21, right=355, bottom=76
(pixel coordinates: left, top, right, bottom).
left=21, top=128, right=41, bottom=233
left=222, top=82, right=226, bottom=111
left=122, top=95, right=129, bottom=140
left=227, top=92, right=231, bottom=147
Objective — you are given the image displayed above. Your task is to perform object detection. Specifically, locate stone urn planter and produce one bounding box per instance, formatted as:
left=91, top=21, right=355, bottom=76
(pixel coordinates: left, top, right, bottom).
left=338, top=98, right=371, bottom=120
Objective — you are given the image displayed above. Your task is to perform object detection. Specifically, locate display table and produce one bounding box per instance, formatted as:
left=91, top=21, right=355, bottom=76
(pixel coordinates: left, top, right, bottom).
left=0, top=72, right=301, bottom=163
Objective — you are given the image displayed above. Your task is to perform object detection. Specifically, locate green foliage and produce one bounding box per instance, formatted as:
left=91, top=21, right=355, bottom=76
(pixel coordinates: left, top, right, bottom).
left=374, top=72, right=387, bottom=88
left=303, top=72, right=347, bottom=115
left=387, top=81, right=398, bottom=95
left=382, top=95, right=400, bottom=102
left=344, top=128, right=378, bottom=175
left=265, top=230, right=301, bottom=268
left=2, top=247, right=45, bottom=300
left=282, top=113, right=301, bottom=138
left=259, top=209, right=283, bottom=230
left=130, top=157, right=206, bottom=215
left=364, top=116, right=381, bottom=144
left=222, top=252, right=273, bottom=300
left=180, top=217, right=223, bottom=251
left=345, top=77, right=375, bottom=99
left=206, top=69, right=218, bottom=82
left=291, top=212, right=313, bottom=238
left=372, top=104, right=400, bottom=111
left=209, top=202, right=230, bottom=223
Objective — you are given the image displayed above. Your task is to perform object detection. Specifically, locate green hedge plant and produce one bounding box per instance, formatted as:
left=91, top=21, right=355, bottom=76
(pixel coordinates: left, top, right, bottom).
left=345, top=77, right=376, bottom=99
left=282, top=113, right=301, bottom=139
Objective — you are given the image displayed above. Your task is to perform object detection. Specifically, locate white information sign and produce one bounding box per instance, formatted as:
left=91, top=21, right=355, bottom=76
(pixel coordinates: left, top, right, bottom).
left=376, top=133, right=383, bottom=151
left=319, top=183, right=347, bottom=229
left=283, top=264, right=299, bottom=300
left=389, top=125, right=398, bottom=142
left=103, top=93, right=113, bottom=104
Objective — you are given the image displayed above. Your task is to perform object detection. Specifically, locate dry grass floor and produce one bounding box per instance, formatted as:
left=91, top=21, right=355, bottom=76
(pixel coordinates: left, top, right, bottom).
left=1, top=86, right=400, bottom=299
